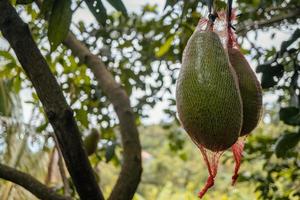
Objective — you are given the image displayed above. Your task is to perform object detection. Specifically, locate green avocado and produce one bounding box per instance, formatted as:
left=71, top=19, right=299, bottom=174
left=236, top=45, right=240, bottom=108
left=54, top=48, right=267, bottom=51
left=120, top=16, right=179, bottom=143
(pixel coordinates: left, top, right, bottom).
left=176, top=30, right=242, bottom=151
left=228, top=48, right=262, bottom=136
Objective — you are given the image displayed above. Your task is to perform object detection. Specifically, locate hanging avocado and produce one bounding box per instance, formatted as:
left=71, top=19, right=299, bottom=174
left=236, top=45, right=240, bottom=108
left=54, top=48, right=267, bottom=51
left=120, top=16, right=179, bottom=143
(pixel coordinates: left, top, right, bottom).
left=176, top=26, right=243, bottom=152
left=228, top=48, right=262, bottom=136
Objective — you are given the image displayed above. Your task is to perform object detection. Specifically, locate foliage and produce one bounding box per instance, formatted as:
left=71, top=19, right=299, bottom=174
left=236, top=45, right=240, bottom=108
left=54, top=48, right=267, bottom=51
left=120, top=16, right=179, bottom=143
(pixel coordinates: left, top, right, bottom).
left=0, top=0, right=299, bottom=199
left=47, top=0, right=72, bottom=51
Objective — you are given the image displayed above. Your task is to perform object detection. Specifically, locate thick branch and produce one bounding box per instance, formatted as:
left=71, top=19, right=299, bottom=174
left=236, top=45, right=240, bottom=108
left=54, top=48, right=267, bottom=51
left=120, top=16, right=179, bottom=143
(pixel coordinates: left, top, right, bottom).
left=35, top=0, right=142, bottom=198
left=64, top=32, right=142, bottom=200
left=237, top=9, right=300, bottom=35
left=0, top=1, right=104, bottom=200
left=0, top=163, right=70, bottom=200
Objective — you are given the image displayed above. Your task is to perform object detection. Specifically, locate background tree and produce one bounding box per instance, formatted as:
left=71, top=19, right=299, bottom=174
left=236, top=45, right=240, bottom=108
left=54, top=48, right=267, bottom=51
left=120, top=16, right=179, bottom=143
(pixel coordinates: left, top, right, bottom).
left=0, top=0, right=299, bottom=199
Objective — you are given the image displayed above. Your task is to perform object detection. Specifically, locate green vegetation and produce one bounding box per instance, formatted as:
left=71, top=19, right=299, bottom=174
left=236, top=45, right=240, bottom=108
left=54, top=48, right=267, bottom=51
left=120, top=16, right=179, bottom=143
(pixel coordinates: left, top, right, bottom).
left=0, top=0, right=299, bottom=199
left=96, top=122, right=298, bottom=200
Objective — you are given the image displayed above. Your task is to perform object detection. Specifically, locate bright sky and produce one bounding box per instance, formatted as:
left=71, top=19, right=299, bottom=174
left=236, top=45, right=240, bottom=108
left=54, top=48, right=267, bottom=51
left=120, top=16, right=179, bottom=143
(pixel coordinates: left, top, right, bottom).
left=18, top=0, right=292, bottom=124
left=74, top=0, right=165, bottom=23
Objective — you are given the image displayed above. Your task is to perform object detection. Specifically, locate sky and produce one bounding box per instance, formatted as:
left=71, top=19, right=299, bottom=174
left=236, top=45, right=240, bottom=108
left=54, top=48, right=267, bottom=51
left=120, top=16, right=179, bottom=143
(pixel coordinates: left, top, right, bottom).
left=16, top=0, right=292, bottom=124
left=73, top=0, right=291, bottom=124
left=74, top=0, right=165, bottom=23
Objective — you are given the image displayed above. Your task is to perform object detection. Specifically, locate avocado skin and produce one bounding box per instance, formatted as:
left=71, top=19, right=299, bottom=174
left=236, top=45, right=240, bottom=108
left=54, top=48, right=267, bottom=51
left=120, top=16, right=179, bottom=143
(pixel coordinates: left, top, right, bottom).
left=228, top=48, right=262, bottom=136
left=176, top=30, right=242, bottom=152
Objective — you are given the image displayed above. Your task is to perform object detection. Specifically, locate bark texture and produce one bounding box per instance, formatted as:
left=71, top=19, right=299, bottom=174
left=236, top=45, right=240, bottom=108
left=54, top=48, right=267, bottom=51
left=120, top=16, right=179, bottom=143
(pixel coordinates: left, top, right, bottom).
left=34, top=1, right=142, bottom=197
left=0, top=163, right=70, bottom=200
left=0, top=1, right=104, bottom=200
left=64, top=32, right=142, bottom=200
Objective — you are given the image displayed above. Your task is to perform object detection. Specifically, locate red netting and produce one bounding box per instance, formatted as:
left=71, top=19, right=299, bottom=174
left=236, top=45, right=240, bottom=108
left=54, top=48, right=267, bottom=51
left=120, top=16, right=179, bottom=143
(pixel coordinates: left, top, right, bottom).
left=196, top=18, right=209, bottom=31
left=187, top=128, right=225, bottom=199
left=190, top=14, right=247, bottom=199
left=193, top=19, right=227, bottom=198
left=197, top=145, right=223, bottom=198
left=195, top=137, right=245, bottom=198
left=222, top=9, right=247, bottom=186
left=231, top=137, right=245, bottom=186
left=212, top=10, right=239, bottom=49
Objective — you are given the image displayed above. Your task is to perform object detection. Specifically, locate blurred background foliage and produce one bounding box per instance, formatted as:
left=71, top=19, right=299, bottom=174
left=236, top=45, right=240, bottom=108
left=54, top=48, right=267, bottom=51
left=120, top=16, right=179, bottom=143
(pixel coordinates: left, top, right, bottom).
left=0, top=0, right=299, bottom=199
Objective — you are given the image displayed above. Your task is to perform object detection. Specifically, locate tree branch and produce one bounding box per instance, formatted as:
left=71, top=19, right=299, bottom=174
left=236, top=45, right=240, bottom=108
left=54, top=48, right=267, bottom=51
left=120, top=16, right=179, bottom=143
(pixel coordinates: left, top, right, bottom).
left=0, top=1, right=104, bottom=200
left=64, top=31, right=142, bottom=200
left=34, top=0, right=142, bottom=198
left=237, top=9, right=300, bottom=35
left=0, top=163, right=70, bottom=200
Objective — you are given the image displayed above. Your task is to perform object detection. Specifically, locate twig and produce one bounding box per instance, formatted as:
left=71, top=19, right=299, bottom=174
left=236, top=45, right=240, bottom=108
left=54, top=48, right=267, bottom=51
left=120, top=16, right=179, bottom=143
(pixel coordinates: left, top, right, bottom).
left=45, top=148, right=55, bottom=185
left=0, top=1, right=104, bottom=199
left=72, top=0, right=84, bottom=13
left=237, top=9, right=300, bottom=35
left=52, top=133, right=71, bottom=197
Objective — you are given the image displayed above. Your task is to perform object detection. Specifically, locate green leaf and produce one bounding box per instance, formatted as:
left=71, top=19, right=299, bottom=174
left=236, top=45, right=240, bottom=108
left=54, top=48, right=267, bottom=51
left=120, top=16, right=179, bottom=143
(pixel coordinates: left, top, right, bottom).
left=106, top=0, right=127, bottom=16
left=9, top=0, right=17, bottom=5
left=35, top=122, right=48, bottom=133
left=16, top=0, right=34, bottom=4
left=75, top=109, right=89, bottom=128
left=279, top=107, right=300, bottom=126
left=260, top=74, right=275, bottom=89
left=84, top=129, right=100, bottom=156
left=155, top=35, right=175, bottom=58
left=0, top=80, right=12, bottom=117
left=12, top=76, right=21, bottom=93
left=214, top=0, right=226, bottom=10
left=0, top=50, right=15, bottom=62
left=41, top=0, right=55, bottom=19
left=48, top=0, right=72, bottom=51
left=105, top=142, right=116, bottom=162
left=85, top=0, right=107, bottom=26
left=274, top=132, right=300, bottom=158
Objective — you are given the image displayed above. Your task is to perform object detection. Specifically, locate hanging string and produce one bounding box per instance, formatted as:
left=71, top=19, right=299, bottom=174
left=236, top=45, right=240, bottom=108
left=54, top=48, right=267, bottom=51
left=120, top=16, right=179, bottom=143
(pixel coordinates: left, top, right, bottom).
left=226, top=0, right=235, bottom=48
left=207, top=0, right=213, bottom=14
left=207, top=0, right=217, bottom=23
left=227, top=0, right=233, bottom=28
left=205, top=0, right=217, bottom=31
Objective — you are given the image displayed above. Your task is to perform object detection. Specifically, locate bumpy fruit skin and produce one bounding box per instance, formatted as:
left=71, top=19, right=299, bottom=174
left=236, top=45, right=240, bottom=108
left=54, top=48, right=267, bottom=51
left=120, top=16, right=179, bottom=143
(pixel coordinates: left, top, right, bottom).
left=176, top=30, right=243, bottom=151
left=228, top=48, right=262, bottom=136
